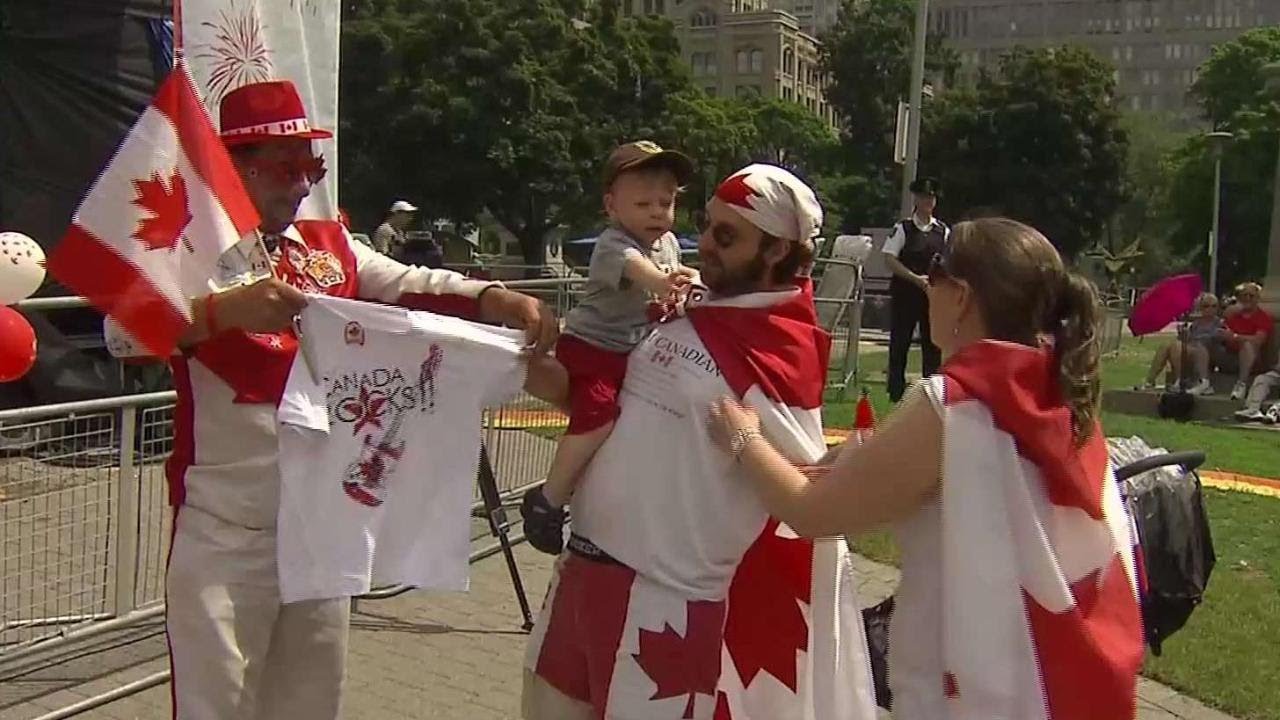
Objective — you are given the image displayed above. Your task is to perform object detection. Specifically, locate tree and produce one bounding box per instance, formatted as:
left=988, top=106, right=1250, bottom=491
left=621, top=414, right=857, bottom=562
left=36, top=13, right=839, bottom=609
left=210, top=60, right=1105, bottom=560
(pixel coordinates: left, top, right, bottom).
left=1165, top=26, right=1280, bottom=291
left=921, top=46, right=1129, bottom=258
left=1191, top=26, right=1280, bottom=128
left=821, top=0, right=957, bottom=229
left=657, top=93, right=839, bottom=230
left=660, top=90, right=757, bottom=207
left=339, top=0, right=694, bottom=264
left=739, top=96, right=839, bottom=176
left=1094, top=111, right=1196, bottom=289
left=1113, top=113, right=1188, bottom=246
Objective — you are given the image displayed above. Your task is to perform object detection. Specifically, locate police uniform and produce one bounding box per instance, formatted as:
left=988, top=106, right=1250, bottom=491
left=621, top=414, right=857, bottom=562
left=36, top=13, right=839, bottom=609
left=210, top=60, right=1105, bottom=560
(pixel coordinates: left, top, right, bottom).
left=883, top=178, right=948, bottom=402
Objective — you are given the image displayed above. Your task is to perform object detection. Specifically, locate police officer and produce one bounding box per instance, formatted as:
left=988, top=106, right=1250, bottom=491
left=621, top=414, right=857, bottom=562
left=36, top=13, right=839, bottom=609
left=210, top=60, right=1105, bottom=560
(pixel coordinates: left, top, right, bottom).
left=882, top=177, right=949, bottom=402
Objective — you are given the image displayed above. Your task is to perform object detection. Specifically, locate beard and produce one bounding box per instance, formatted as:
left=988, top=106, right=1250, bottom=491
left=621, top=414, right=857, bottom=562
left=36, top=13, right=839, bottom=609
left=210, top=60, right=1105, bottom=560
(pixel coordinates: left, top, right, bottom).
left=702, top=247, right=769, bottom=296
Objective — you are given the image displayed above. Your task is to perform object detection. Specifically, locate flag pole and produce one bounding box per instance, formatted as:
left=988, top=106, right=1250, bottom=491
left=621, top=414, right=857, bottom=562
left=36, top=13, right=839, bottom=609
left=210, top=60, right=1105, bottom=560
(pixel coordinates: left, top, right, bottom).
left=173, top=0, right=184, bottom=60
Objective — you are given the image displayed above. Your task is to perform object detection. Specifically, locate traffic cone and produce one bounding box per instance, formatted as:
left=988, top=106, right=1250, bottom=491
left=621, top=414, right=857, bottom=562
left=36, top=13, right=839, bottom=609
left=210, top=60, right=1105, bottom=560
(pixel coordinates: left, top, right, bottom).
left=854, top=387, right=876, bottom=443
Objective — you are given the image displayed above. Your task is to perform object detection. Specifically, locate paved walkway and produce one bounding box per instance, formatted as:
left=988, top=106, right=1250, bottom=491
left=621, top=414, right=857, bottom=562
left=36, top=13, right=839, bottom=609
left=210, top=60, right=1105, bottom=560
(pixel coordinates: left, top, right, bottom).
left=3, top=545, right=1235, bottom=720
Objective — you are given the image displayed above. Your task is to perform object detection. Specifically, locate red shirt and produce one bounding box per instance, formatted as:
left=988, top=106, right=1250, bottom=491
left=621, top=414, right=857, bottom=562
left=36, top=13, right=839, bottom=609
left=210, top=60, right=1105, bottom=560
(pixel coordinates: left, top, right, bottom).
left=1225, top=307, right=1273, bottom=344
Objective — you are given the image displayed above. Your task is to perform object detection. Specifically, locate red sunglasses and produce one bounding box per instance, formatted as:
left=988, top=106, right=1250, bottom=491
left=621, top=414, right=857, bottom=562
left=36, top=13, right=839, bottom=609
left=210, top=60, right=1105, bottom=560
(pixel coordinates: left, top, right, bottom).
left=246, top=154, right=328, bottom=186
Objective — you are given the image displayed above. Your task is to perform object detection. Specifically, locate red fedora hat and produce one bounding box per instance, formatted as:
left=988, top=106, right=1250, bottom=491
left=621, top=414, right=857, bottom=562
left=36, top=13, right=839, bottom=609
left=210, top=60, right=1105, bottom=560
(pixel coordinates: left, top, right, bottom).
left=219, top=80, right=333, bottom=147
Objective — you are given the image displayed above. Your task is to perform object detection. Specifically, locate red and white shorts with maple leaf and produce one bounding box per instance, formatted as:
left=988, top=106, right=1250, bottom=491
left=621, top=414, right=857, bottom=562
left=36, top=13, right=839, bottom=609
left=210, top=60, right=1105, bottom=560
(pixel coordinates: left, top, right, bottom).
left=524, top=551, right=727, bottom=720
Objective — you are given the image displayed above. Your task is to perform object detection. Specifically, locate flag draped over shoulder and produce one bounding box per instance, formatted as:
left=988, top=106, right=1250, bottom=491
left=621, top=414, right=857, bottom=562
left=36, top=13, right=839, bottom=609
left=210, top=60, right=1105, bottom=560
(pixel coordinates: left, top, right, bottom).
left=934, top=340, right=1143, bottom=719
left=687, top=288, right=878, bottom=720
left=49, top=60, right=258, bottom=357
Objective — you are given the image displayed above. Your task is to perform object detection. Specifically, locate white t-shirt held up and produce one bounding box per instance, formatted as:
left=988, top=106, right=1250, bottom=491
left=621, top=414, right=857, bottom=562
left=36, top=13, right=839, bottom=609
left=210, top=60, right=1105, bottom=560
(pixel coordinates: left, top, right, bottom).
left=276, top=294, right=525, bottom=603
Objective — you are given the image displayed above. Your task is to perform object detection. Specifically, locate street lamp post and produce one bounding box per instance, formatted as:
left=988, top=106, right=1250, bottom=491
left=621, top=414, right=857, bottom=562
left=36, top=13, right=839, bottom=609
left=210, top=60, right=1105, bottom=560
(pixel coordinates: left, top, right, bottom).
left=1206, top=130, right=1233, bottom=296
left=1262, top=62, right=1280, bottom=317
left=899, top=0, right=930, bottom=218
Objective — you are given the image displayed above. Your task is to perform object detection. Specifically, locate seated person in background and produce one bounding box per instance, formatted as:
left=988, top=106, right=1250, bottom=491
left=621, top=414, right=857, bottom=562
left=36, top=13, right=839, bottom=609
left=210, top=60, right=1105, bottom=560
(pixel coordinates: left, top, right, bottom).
left=1217, top=282, right=1273, bottom=400
left=1233, top=356, right=1280, bottom=423
left=1135, top=292, right=1222, bottom=394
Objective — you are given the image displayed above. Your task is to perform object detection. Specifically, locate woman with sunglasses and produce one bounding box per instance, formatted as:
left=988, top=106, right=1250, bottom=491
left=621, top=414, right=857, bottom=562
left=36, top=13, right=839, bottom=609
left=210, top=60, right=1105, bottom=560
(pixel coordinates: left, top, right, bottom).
left=707, top=218, right=1144, bottom=719
left=1134, top=292, right=1223, bottom=395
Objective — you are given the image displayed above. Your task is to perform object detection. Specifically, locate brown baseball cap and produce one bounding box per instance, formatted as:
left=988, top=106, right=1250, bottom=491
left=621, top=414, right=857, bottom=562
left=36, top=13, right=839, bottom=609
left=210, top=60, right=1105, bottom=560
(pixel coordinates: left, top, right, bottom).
left=602, top=140, right=695, bottom=188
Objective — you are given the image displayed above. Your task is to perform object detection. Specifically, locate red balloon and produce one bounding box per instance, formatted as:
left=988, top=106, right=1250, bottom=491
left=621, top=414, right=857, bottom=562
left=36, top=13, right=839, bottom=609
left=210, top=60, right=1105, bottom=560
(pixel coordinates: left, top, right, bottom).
left=0, top=306, right=37, bottom=382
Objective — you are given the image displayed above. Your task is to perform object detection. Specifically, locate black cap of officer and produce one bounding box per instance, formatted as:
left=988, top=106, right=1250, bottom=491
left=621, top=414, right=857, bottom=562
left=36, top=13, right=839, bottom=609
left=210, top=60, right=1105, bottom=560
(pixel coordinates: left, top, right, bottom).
left=909, top=176, right=941, bottom=197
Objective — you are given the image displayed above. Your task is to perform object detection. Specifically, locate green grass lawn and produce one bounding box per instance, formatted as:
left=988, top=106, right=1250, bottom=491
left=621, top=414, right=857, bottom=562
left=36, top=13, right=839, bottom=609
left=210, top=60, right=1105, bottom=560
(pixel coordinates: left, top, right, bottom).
left=826, top=337, right=1280, bottom=719
left=1144, top=489, right=1280, bottom=720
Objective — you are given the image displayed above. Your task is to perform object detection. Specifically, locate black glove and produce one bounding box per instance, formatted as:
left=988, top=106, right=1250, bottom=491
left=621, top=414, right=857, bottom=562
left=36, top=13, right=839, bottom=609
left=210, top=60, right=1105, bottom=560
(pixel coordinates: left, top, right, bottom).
left=520, top=486, right=566, bottom=555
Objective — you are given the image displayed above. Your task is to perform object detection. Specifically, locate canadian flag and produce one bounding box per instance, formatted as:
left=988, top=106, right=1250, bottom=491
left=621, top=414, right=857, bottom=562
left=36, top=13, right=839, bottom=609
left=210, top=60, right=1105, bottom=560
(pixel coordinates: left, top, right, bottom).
left=48, top=61, right=258, bottom=357
left=686, top=284, right=879, bottom=720
left=928, top=341, right=1144, bottom=719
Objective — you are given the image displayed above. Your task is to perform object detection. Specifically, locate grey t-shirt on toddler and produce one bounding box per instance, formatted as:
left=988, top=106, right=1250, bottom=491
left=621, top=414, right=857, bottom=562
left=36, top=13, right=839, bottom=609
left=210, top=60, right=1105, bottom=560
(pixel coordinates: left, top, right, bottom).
left=563, top=227, right=682, bottom=353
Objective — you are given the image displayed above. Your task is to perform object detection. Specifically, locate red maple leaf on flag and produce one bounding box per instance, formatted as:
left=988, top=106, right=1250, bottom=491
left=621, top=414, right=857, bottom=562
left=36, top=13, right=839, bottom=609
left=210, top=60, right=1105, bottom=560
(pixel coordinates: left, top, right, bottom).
left=633, top=600, right=725, bottom=719
left=722, top=519, right=813, bottom=692
left=713, top=691, right=733, bottom=720
left=131, top=170, right=192, bottom=251
left=715, top=173, right=759, bottom=211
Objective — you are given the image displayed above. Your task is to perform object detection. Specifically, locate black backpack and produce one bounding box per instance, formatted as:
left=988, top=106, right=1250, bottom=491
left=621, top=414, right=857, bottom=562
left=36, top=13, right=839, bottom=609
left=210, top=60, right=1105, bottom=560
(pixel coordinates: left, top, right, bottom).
left=1156, top=388, right=1195, bottom=422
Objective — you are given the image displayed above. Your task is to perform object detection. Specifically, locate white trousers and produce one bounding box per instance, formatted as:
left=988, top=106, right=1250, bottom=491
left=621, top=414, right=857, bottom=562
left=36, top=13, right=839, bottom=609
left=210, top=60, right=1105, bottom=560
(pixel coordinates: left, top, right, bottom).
left=1244, top=369, right=1280, bottom=411
left=165, top=506, right=349, bottom=720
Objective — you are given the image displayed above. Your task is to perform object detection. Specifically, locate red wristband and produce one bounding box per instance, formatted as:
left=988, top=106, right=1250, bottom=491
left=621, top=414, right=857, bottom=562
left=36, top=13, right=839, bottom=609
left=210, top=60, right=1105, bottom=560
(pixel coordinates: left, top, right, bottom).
left=204, top=293, right=220, bottom=337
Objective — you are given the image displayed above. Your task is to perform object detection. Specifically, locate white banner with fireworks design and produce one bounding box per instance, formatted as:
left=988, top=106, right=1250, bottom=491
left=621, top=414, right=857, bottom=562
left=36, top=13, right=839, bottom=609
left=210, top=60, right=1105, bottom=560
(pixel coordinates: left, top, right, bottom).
left=182, top=0, right=339, bottom=220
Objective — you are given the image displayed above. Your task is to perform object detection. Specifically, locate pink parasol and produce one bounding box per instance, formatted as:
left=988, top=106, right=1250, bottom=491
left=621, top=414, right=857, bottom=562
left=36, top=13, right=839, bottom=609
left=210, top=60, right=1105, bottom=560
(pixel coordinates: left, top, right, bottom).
left=1127, top=274, right=1204, bottom=337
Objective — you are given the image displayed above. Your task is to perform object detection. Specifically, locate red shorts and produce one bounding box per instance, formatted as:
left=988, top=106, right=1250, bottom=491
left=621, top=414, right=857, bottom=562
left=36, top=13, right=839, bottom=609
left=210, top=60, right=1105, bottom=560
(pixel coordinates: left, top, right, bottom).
left=525, top=551, right=726, bottom=718
left=556, top=334, right=629, bottom=435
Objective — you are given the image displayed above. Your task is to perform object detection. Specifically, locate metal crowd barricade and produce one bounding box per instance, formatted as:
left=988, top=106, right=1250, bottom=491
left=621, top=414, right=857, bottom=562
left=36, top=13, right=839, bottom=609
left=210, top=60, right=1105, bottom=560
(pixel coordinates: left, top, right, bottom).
left=1, top=391, right=175, bottom=668
left=811, top=256, right=867, bottom=401
left=0, top=387, right=562, bottom=718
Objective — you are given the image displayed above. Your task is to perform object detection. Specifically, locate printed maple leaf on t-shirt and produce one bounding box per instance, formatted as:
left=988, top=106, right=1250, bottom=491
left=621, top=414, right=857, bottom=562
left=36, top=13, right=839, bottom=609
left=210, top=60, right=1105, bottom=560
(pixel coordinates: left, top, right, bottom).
left=722, top=518, right=812, bottom=692
left=344, top=385, right=388, bottom=435
left=131, top=170, right=192, bottom=252
left=633, top=600, right=725, bottom=719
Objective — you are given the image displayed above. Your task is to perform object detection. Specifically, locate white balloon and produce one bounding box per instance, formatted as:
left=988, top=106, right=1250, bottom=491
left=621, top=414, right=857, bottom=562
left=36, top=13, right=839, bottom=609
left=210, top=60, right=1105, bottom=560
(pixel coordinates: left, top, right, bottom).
left=0, top=232, right=46, bottom=305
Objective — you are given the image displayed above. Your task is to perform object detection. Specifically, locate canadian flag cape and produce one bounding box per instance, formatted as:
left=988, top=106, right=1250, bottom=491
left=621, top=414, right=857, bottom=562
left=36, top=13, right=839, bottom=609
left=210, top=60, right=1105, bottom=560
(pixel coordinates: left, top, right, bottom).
left=685, top=280, right=878, bottom=720
left=929, top=340, right=1143, bottom=719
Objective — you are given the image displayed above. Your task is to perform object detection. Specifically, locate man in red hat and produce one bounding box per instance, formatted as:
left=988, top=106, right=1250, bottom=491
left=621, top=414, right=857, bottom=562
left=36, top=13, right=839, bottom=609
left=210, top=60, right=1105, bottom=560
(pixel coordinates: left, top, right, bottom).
left=108, top=79, right=558, bottom=720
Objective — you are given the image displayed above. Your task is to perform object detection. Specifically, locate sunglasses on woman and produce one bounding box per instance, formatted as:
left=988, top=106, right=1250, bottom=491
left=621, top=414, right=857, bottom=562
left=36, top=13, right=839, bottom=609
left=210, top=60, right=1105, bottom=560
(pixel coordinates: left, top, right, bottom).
left=245, top=154, right=328, bottom=186
left=927, top=250, right=952, bottom=286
